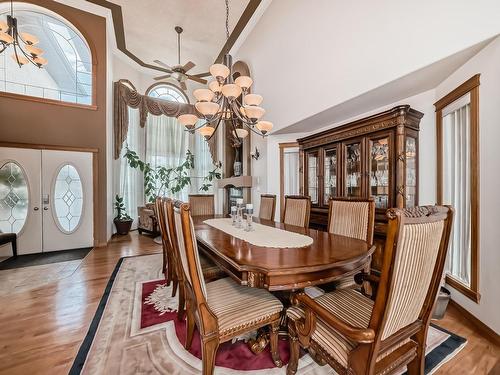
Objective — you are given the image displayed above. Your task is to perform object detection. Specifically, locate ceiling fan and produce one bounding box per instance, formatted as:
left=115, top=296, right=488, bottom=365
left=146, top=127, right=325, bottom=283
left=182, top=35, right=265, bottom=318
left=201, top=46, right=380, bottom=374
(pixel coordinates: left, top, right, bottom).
left=153, top=26, right=210, bottom=91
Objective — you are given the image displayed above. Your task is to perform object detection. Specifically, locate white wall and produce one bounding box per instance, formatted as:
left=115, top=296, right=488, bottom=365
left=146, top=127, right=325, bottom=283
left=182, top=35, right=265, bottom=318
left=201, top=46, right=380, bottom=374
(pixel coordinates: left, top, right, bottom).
left=235, top=0, right=500, bottom=133
left=436, top=37, right=500, bottom=335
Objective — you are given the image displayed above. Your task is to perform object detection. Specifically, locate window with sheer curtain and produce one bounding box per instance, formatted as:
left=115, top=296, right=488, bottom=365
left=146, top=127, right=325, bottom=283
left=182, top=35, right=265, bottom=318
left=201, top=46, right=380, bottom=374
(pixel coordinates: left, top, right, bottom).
left=119, top=84, right=213, bottom=226
left=436, top=74, right=480, bottom=303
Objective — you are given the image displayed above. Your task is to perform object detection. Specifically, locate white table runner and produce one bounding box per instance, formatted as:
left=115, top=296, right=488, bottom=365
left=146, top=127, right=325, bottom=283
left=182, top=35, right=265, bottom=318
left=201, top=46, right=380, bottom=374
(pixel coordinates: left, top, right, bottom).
left=203, top=218, right=313, bottom=248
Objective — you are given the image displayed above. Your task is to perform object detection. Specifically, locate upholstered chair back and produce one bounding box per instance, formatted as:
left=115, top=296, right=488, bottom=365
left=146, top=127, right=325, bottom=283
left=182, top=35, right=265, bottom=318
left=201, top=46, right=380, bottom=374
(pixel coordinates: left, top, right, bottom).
left=173, top=201, right=208, bottom=300
left=374, top=206, right=454, bottom=341
left=259, top=194, right=276, bottom=221
left=328, top=198, right=375, bottom=242
left=283, top=195, right=311, bottom=228
left=188, top=194, right=215, bottom=216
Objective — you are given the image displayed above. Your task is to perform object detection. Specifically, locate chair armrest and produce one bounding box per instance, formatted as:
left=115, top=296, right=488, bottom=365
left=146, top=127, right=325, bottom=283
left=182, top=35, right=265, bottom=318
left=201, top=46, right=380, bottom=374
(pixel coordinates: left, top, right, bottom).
left=294, top=293, right=375, bottom=344
left=354, top=272, right=380, bottom=286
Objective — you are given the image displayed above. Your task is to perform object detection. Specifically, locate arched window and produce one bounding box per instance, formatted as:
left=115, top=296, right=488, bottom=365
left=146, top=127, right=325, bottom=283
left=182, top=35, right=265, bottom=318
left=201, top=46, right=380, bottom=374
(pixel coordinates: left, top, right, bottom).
left=146, top=83, right=188, bottom=103
left=0, top=4, right=93, bottom=106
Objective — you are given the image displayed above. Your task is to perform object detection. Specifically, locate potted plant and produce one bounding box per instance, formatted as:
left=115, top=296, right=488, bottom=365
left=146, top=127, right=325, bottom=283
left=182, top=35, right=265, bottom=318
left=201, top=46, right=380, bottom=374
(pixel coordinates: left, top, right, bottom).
left=114, top=194, right=133, bottom=235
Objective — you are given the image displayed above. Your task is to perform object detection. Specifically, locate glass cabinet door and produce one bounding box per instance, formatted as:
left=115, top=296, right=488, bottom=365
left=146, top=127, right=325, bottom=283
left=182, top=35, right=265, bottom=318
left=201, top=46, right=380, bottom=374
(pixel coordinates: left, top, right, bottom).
left=323, top=148, right=337, bottom=205
left=306, top=151, right=319, bottom=205
left=405, top=136, right=417, bottom=207
left=369, top=136, right=390, bottom=209
left=344, top=141, right=363, bottom=197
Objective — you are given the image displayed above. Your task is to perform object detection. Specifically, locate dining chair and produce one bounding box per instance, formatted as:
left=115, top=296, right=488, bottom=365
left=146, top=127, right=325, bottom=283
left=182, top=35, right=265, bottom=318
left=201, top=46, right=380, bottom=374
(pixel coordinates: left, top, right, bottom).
left=154, top=197, right=171, bottom=283
left=282, top=195, right=311, bottom=228
left=327, top=197, right=375, bottom=289
left=174, top=200, right=284, bottom=375
left=259, top=194, right=276, bottom=221
left=164, top=198, right=225, bottom=320
left=188, top=194, right=215, bottom=216
left=286, top=205, right=454, bottom=375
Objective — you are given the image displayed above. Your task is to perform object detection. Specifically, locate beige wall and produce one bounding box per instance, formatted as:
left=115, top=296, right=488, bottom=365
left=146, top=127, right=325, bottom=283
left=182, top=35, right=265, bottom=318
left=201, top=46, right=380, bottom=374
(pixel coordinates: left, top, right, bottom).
left=0, top=0, right=108, bottom=245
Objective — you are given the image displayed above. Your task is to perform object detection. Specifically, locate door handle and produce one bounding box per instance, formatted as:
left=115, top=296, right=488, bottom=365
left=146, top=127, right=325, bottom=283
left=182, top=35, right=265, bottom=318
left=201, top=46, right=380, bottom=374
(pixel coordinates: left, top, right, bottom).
left=43, top=206, right=49, bottom=211
left=34, top=207, right=39, bottom=211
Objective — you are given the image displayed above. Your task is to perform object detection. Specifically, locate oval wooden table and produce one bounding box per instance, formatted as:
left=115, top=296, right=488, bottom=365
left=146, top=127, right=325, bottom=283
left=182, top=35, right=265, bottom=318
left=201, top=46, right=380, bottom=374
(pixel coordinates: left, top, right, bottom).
left=194, top=216, right=376, bottom=291
left=194, top=215, right=376, bottom=356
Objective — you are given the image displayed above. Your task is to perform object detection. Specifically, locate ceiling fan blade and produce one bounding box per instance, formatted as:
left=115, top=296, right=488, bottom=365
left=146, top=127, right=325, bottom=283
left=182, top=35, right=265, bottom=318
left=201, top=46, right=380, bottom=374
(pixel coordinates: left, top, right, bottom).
left=192, top=71, right=211, bottom=78
left=187, top=75, right=207, bottom=84
left=180, top=81, right=187, bottom=91
left=154, top=74, right=171, bottom=81
left=153, top=59, right=173, bottom=72
left=182, top=61, right=196, bottom=72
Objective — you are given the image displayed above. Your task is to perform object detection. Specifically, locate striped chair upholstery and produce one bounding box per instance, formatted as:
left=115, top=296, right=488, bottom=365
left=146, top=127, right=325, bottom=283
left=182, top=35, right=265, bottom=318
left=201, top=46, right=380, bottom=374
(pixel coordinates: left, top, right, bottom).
left=381, top=219, right=445, bottom=339
left=283, top=195, right=311, bottom=228
left=286, top=206, right=454, bottom=375
left=287, top=289, right=373, bottom=367
left=175, top=201, right=284, bottom=374
left=259, top=194, right=276, bottom=221
left=188, top=194, right=215, bottom=216
left=207, top=278, right=283, bottom=337
left=327, top=198, right=375, bottom=289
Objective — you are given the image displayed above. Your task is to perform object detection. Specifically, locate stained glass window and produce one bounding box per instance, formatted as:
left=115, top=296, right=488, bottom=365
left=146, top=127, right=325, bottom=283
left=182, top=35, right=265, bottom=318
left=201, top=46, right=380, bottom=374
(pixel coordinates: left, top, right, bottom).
left=54, top=164, right=83, bottom=233
left=0, top=162, right=29, bottom=234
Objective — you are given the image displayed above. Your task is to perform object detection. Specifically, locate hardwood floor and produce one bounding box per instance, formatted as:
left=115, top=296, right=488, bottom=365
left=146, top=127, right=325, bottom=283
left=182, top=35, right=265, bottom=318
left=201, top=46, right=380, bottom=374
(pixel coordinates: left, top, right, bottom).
left=0, top=232, right=498, bottom=374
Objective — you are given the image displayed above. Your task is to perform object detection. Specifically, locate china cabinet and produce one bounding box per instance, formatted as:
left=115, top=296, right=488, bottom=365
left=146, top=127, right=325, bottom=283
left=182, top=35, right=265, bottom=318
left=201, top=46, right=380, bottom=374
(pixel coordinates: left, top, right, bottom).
left=298, top=105, right=423, bottom=271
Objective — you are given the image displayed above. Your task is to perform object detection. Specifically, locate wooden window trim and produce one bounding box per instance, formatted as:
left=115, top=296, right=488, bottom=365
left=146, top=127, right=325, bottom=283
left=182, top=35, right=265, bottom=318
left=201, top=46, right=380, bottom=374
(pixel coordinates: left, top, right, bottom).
left=279, top=142, right=299, bottom=221
left=434, top=74, right=480, bottom=303
left=0, top=91, right=98, bottom=111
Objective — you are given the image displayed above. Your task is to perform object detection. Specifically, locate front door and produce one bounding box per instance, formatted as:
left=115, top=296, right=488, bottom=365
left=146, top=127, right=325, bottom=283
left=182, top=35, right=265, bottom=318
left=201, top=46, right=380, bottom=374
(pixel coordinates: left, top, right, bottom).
left=0, top=147, right=93, bottom=255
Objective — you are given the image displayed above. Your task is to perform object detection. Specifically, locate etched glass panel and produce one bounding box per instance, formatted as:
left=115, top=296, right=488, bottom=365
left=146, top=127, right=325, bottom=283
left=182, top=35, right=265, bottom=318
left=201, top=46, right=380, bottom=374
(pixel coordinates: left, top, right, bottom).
left=307, top=153, right=318, bottom=204
left=0, top=162, right=29, bottom=234
left=324, top=148, right=337, bottom=204
left=370, top=138, right=390, bottom=209
left=345, top=143, right=362, bottom=197
left=54, top=164, right=83, bottom=233
left=405, top=137, right=417, bottom=208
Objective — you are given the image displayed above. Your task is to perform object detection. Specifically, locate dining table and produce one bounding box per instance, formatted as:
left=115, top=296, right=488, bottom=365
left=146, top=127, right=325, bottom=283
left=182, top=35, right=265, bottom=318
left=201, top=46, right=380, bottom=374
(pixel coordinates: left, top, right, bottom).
left=193, top=215, right=376, bottom=292
left=193, top=214, right=376, bottom=354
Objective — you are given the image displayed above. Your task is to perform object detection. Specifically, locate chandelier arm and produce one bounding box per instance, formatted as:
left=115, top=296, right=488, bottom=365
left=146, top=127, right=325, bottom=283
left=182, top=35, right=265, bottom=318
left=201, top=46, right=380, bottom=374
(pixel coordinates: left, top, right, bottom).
left=230, top=99, right=256, bottom=126
left=202, top=115, right=224, bottom=142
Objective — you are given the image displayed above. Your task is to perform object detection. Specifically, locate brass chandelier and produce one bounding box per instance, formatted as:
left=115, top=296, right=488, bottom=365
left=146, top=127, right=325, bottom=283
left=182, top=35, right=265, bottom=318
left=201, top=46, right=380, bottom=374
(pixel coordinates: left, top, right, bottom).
left=0, top=0, right=47, bottom=68
left=177, top=0, right=272, bottom=145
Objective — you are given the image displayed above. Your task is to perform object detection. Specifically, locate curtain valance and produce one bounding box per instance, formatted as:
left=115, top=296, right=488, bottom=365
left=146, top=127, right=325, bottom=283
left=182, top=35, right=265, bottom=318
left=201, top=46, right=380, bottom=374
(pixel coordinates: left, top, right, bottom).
left=113, top=80, right=198, bottom=159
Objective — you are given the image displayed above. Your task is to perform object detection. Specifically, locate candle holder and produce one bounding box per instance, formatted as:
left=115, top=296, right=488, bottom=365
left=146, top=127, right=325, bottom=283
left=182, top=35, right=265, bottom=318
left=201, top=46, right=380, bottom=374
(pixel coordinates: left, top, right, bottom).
left=236, top=199, right=244, bottom=229
left=230, top=206, right=237, bottom=226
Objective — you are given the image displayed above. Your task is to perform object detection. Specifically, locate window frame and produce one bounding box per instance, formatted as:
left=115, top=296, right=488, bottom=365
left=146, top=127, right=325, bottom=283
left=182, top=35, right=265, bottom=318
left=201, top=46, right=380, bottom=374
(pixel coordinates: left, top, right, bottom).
left=145, top=82, right=189, bottom=103
left=435, top=74, right=480, bottom=303
left=0, top=5, right=97, bottom=110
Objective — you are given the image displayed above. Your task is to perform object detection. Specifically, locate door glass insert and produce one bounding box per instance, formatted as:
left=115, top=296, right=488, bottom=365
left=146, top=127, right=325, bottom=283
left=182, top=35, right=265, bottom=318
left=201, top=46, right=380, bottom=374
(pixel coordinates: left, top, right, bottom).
left=370, top=138, right=390, bottom=209
left=0, top=162, right=29, bottom=234
left=345, top=143, right=362, bottom=197
left=324, top=148, right=337, bottom=204
left=406, top=137, right=417, bottom=208
left=54, top=164, right=83, bottom=233
left=307, top=153, right=318, bottom=204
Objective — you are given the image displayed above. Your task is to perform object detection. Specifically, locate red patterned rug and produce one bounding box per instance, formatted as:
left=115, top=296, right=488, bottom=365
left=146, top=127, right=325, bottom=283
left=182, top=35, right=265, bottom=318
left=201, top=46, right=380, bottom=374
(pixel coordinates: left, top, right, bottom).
left=140, top=279, right=292, bottom=371
left=70, top=254, right=467, bottom=375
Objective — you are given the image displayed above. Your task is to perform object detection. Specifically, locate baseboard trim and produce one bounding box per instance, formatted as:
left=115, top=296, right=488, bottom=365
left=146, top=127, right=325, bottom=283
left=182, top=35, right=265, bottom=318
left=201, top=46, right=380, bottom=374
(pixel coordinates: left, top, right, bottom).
left=449, top=299, right=500, bottom=346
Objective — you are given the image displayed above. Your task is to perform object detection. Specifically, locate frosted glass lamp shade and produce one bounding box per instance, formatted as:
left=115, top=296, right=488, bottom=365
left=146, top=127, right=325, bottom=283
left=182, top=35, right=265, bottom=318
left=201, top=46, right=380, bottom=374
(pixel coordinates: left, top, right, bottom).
left=20, top=32, right=39, bottom=45
left=256, top=121, right=273, bottom=135
left=0, top=32, right=14, bottom=44
left=208, top=80, right=221, bottom=93
left=11, top=54, right=28, bottom=65
left=26, top=45, right=44, bottom=56
left=193, top=88, right=215, bottom=102
left=210, top=63, right=230, bottom=80
left=198, top=126, right=215, bottom=137
left=235, top=75, right=253, bottom=90
left=0, top=20, right=8, bottom=32
left=33, top=56, right=48, bottom=66
left=243, top=106, right=265, bottom=121
left=233, top=128, right=249, bottom=139
left=195, top=101, right=219, bottom=117
left=178, top=114, right=199, bottom=129
left=244, top=94, right=263, bottom=106
left=221, top=84, right=242, bottom=99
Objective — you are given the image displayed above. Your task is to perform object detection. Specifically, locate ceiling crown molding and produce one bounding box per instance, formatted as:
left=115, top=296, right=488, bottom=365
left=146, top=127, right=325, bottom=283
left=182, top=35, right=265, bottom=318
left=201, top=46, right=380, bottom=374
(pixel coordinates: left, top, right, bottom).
left=85, top=0, right=262, bottom=74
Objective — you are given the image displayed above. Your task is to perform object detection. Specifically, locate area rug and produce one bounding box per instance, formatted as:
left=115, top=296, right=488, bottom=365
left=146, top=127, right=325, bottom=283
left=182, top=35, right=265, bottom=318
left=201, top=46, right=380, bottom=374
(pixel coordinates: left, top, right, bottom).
left=70, top=254, right=466, bottom=375
left=0, top=247, right=92, bottom=270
